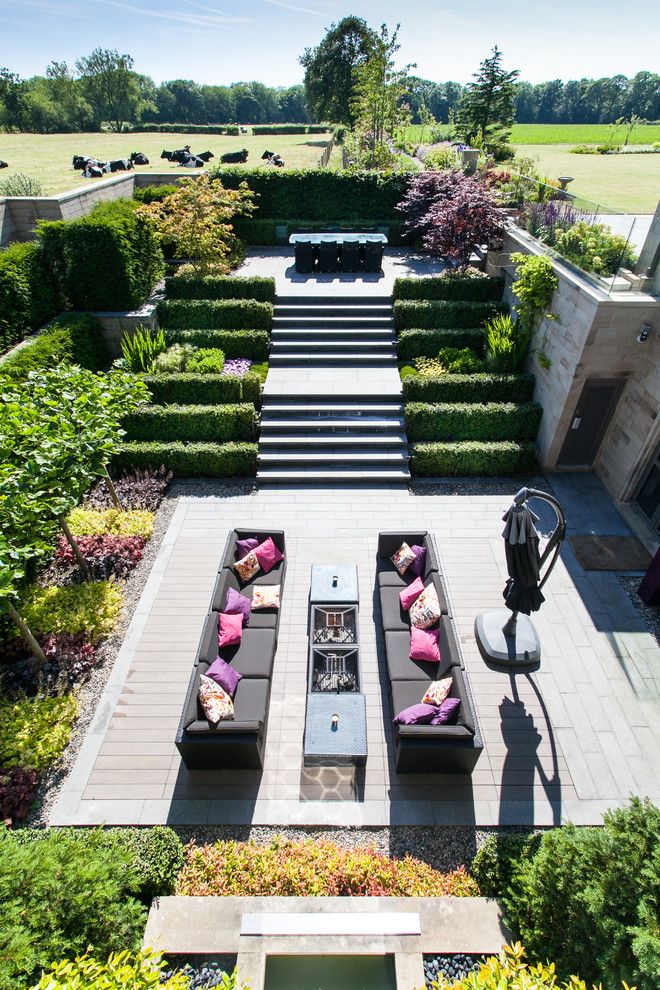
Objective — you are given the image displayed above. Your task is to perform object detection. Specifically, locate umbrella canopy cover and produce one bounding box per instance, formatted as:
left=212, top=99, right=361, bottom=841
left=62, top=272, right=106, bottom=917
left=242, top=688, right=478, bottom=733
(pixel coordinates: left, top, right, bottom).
left=501, top=504, right=545, bottom=615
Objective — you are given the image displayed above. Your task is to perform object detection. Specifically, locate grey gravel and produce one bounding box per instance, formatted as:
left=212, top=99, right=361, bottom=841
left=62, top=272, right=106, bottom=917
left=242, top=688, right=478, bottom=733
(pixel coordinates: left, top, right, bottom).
left=618, top=574, right=660, bottom=646
left=411, top=475, right=548, bottom=497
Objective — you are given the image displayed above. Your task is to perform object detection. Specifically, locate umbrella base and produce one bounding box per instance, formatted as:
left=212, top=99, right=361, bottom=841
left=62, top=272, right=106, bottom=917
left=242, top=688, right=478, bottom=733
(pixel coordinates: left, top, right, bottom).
left=474, top=609, right=541, bottom=665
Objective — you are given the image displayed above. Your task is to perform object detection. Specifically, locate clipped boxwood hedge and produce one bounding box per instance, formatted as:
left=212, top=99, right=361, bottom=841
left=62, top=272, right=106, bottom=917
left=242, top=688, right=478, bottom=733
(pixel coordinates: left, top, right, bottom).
left=114, top=440, right=257, bottom=477
left=165, top=328, right=269, bottom=360
left=393, top=275, right=504, bottom=302
left=397, top=327, right=484, bottom=359
left=0, top=241, right=59, bottom=352
left=142, top=372, right=261, bottom=407
left=132, top=122, right=240, bottom=134
left=232, top=216, right=411, bottom=247
left=165, top=274, right=275, bottom=302
left=402, top=373, right=536, bottom=404
left=157, top=298, right=273, bottom=330
left=405, top=401, right=543, bottom=442
left=0, top=314, right=109, bottom=378
left=394, top=299, right=504, bottom=330
left=232, top=217, right=279, bottom=246
left=412, top=440, right=537, bottom=476
left=123, top=403, right=256, bottom=442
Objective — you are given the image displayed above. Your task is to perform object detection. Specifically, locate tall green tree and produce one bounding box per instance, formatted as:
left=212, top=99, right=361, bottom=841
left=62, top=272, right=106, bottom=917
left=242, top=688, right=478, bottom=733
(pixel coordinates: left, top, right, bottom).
left=457, top=45, right=519, bottom=149
left=300, top=16, right=377, bottom=125
left=75, top=48, right=151, bottom=131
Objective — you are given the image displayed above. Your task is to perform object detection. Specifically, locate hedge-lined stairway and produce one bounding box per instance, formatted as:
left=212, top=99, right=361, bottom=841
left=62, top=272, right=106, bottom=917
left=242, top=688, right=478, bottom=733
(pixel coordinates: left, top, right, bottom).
left=258, top=294, right=411, bottom=483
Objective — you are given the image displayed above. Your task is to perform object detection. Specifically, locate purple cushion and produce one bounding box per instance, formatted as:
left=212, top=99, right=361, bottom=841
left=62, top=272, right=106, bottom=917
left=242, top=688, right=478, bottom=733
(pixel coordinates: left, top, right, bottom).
left=393, top=703, right=438, bottom=726
left=206, top=655, right=242, bottom=698
left=409, top=544, right=427, bottom=577
left=225, top=586, right=251, bottom=626
left=235, top=537, right=258, bottom=559
left=430, top=696, right=461, bottom=725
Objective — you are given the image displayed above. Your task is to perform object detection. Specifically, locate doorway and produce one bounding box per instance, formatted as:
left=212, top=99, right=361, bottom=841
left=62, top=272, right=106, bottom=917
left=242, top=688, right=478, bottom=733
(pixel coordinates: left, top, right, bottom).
left=557, top=378, right=624, bottom=466
left=634, top=449, right=660, bottom=535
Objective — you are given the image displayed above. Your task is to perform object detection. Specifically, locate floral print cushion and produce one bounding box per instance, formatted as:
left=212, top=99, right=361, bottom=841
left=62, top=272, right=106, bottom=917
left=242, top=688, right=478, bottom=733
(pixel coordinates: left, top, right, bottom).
left=234, top=549, right=260, bottom=583
left=198, top=673, right=235, bottom=723
left=422, top=676, right=453, bottom=706
left=409, top=585, right=441, bottom=629
left=391, top=541, right=417, bottom=576
left=252, top=585, right=281, bottom=610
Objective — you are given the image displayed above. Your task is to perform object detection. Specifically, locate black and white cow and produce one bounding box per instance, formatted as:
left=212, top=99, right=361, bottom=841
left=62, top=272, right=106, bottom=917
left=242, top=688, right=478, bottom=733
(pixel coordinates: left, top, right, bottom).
left=130, top=151, right=149, bottom=165
left=261, top=150, right=285, bottom=167
left=108, top=158, right=133, bottom=172
left=220, top=148, right=248, bottom=164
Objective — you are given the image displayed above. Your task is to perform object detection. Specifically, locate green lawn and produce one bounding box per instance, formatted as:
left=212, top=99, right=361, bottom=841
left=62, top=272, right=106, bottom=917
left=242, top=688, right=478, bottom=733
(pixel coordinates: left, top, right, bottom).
left=0, top=130, right=333, bottom=196
left=513, top=144, right=660, bottom=212
left=510, top=123, right=660, bottom=145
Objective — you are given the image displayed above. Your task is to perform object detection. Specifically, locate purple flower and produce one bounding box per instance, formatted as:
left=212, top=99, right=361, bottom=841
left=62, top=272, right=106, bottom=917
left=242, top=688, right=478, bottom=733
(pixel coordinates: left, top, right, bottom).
left=221, top=358, right=253, bottom=378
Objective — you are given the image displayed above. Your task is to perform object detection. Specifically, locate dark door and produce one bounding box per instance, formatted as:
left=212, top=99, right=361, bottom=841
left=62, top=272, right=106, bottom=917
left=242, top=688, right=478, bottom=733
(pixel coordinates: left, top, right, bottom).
left=635, top=449, right=660, bottom=535
left=557, top=378, right=624, bottom=466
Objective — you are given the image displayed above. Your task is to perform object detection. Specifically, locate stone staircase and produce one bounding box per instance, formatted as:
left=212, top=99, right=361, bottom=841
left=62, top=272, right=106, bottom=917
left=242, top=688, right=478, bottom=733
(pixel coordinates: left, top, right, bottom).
left=258, top=295, right=410, bottom=484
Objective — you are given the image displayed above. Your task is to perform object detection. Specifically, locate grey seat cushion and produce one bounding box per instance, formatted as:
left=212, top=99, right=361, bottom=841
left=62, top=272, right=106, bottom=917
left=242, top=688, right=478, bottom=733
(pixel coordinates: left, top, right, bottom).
left=379, top=575, right=449, bottom=631
left=185, top=674, right=269, bottom=735
left=384, top=624, right=460, bottom=682
left=390, top=671, right=475, bottom=737
left=211, top=570, right=278, bottom=630
left=197, top=611, right=276, bottom=678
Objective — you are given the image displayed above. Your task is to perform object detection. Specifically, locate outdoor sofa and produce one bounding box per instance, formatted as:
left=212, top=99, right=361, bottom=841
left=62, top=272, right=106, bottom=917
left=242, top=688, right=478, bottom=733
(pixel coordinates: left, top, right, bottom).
left=175, top=529, right=286, bottom=770
left=377, top=531, right=483, bottom=774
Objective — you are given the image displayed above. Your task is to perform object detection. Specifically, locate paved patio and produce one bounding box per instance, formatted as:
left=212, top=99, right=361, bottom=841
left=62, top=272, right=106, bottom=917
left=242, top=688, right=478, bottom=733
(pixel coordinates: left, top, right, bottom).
left=50, top=474, right=660, bottom=827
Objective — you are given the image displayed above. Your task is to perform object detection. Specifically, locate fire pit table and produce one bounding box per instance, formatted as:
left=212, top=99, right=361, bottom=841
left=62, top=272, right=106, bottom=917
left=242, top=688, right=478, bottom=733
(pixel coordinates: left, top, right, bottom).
left=304, top=565, right=367, bottom=766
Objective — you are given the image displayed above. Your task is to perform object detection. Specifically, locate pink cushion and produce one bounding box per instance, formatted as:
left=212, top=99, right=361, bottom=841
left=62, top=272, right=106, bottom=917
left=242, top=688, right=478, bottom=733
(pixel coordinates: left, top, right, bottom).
left=218, top=611, right=243, bottom=648
left=399, top=576, right=425, bottom=612
left=255, top=536, right=284, bottom=574
left=409, top=626, right=440, bottom=663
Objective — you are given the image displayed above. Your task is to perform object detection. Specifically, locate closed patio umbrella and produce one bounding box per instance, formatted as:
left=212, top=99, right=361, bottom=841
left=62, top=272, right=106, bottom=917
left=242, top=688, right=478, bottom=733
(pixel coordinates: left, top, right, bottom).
left=502, top=503, right=545, bottom=615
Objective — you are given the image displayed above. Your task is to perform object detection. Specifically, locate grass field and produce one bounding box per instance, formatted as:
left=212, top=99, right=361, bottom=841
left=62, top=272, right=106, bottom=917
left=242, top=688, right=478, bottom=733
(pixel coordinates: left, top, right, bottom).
left=510, top=123, right=660, bottom=145
left=0, top=130, right=333, bottom=196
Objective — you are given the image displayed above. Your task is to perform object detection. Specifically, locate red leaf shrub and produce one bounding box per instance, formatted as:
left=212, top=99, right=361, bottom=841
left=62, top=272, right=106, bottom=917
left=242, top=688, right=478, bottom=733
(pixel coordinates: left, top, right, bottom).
left=0, top=633, right=98, bottom=696
left=397, top=170, right=468, bottom=240
left=0, top=766, right=41, bottom=826
left=55, top=534, right=145, bottom=579
left=85, top=468, right=172, bottom=511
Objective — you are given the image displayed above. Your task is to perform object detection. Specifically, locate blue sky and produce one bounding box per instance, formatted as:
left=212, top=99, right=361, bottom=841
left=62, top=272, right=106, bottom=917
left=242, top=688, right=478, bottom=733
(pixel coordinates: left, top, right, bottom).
left=1, top=0, right=658, bottom=85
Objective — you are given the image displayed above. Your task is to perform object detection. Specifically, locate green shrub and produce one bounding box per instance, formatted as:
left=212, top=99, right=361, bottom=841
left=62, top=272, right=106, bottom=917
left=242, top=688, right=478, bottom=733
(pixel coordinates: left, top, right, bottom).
left=38, top=199, right=165, bottom=311
left=393, top=274, right=504, bottom=302
left=120, top=325, right=167, bottom=372
left=0, top=827, right=146, bottom=989
left=67, top=508, right=155, bottom=538
left=500, top=798, right=660, bottom=990
left=123, top=404, right=255, bottom=442
left=0, top=694, right=78, bottom=770
left=397, top=327, right=485, bottom=359
left=132, top=183, right=180, bottom=204
left=402, top=372, right=535, bottom=404
left=251, top=361, right=269, bottom=382
left=158, top=298, right=273, bottom=330
left=406, top=402, right=542, bottom=442
left=113, top=827, right=185, bottom=900
left=0, top=241, right=58, bottom=351
left=470, top=833, right=540, bottom=898
left=0, top=314, right=109, bottom=377
left=394, top=299, right=503, bottom=330
left=21, top=581, right=124, bottom=639
left=166, top=274, right=275, bottom=301
left=554, top=219, right=637, bottom=275
left=484, top=313, right=531, bottom=372
left=437, top=347, right=485, bottom=373
left=151, top=343, right=195, bottom=374
left=34, top=950, right=191, bottom=990
left=166, top=329, right=269, bottom=361
left=142, top=371, right=261, bottom=406
left=412, top=440, right=537, bottom=476
left=114, top=441, right=257, bottom=477
left=185, top=347, right=225, bottom=374
left=232, top=216, right=279, bottom=246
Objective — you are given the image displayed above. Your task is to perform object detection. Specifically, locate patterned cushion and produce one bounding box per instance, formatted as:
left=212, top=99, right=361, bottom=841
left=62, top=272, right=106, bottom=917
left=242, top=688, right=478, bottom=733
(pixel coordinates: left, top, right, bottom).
left=252, top=585, right=281, bottom=610
left=391, top=541, right=416, bottom=576
left=198, top=673, right=234, bottom=723
left=422, top=676, right=453, bottom=706
left=409, top=585, right=441, bottom=629
left=234, top=550, right=260, bottom=583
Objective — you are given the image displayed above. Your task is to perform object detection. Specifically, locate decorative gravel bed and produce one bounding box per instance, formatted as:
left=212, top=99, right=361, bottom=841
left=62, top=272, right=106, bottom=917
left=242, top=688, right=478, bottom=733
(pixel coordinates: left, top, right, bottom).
left=424, top=954, right=485, bottom=987
left=618, top=574, right=660, bottom=646
left=162, top=956, right=237, bottom=989
left=411, top=475, right=548, bottom=497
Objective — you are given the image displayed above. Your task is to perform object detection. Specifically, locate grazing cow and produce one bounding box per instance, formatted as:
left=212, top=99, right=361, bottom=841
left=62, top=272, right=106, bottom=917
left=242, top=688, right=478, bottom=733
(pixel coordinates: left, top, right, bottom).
left=0, top=160, right=8, bottom=169
left=130, top=151, right=149, bottom=165
left=220, top=148, right=248, bottom=164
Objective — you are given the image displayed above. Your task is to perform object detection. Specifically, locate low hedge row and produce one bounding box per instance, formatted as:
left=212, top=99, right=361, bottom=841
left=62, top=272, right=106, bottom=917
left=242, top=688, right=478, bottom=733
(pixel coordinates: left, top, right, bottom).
left=114, top=440, right=257, bottom=477
left=142, top=372, right=261, bottom=406
left=123, top=403, right=256, bottom=442
left=165, top=328, right=269, bottom=360
left=397, top=327, right=484, bottom=359
left=393, top=275, right=504, bottom=302
left=157, top=298, right=273, bottom=330
left=165, top=274, right=275, bottom=301
left=251, top=124, right=331, bottom=134
left=405, top=401, right=543, bottom=442
left=0, top=314, right=109, bottom=377
left=395, top=299, right=504, bottom=330
left=412, top=440, right=537, bottom=476
left=133, top=122, right=240, bottom=135
left=0, top=241, right=58, bottom=352
left=402, top=373, right=536, bottom=404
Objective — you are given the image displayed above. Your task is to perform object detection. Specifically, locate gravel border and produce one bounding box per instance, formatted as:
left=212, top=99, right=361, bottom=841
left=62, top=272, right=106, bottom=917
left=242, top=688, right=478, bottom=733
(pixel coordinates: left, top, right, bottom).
left=618, top=574, right=660, bottom=646
left=411, top=475, right=549, bottom=497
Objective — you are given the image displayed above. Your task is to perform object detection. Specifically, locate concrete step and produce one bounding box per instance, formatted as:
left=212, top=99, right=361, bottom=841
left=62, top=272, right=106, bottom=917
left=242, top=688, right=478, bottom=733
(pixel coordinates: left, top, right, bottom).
left=276, top=295, right=391, bottom=306
left=271, top=327, right=395, bottom=340
left=258, top=450, right=410, bottom=466
left=270, top=341, right=395, bottom=353
left=259, top=433, right=408, bottom=448
left=272, top=316, right=394, bottom=330
left=257, top=467, right=411, bottom=483
left=260, top=417, right=405, bottom=432
left=275, top=305, right=393, bottom=318
left=268, top=353, right=396, bottom=366
left=262, top=402, right=403, bottom=416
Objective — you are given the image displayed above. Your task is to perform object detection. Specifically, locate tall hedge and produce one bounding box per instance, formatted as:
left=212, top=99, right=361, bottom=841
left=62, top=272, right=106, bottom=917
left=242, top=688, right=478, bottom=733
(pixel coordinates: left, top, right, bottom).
left=211, top=167, right=409, bottom=222
left=394, top=299, right=504, bottom=330
left=38, top=199, right=165, bottom=311
left=165, top=328, right=269, bottom=360
left=412, top=440, right=537, bottom=476
left=252, top=124, right=331, bottom=134
left=142, top=372, right=261, bottom=406
left=132, top=123, right=239, bottom=135
left=405, top=401, right=543, bottom=442
left=165, top=274, right=275, bottom=301
left=0, top=314, right=109, bottom=378
left=123, top=404, right=256, bottom=442
left=114, top=441, right=257, bottom=477
left=157, top=298, right=273, bottom=330
left=402, top=373, right=536, bottom=404
left=0, top=242, right=58, bottom=352
left=397, top=327, right=484, bottom=359
left=393, top=275, right=505, bottom=302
